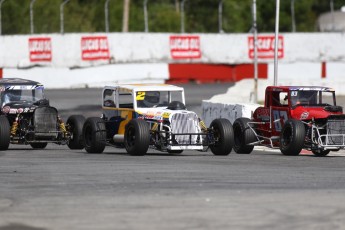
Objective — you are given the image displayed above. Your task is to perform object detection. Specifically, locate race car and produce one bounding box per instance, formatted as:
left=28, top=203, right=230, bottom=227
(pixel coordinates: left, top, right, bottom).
left=82, top=84, right=234, bottom=156
left=0, top=78, right=85, bottom=150
left=233, top=86, right=345, bottom=156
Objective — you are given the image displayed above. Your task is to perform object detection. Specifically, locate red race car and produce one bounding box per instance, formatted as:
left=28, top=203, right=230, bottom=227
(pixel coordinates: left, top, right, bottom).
left=233, top=86, right=345, bottom=157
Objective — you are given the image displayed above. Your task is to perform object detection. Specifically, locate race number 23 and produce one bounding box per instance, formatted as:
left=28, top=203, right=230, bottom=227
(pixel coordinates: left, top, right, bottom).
left=273, top=110, right=288, bottom=131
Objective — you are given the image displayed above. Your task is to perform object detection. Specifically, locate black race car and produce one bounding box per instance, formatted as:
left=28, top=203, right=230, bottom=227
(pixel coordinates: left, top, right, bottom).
left=0, top=78, right=85, bottom=150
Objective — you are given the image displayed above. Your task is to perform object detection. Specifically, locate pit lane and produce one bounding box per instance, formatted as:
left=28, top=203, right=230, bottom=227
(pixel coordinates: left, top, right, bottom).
left=1, top=83, right=345, bottom=230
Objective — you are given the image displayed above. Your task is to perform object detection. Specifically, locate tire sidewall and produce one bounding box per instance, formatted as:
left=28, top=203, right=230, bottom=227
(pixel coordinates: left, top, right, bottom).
left=124, top=119, right=150, bottom=156
left=280, top=119, right=305, bottom=156
left=233, top=117, right=255, bottom=154
left=209, top=118, right=233, bottom=156
left=67, top=115, right=86, bottom=149
left=82, top=117, right=106, bottom=153
left=0, top=116, right=10, bottom=150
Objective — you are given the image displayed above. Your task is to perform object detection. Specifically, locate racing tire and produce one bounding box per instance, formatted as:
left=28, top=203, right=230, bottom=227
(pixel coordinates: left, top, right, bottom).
left=233, top=117, right=256, bottom=154
left=0, top=116, right=10, bottom=151
left=312, top=149, right=330, bottom=157
left=280, top=119, right=305, bottom=156
left=30, top=143, right=48, bottom=149
left=67, top=115, right=86, bottom=150
left=83, top=117, right=106, bottom=154
left=124, top=119, right=150, bottom=156
left=168, top=150, right=183, bottom=155
left=209, top=118, right=233, bottom=156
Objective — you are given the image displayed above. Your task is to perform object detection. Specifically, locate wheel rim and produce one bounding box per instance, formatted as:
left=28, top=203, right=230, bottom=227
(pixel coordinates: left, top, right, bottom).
left=126, top=126, right=136, bottom=147
left=69, top=124, right=75, bottom=140
left=84, top=125, right=92, bottom=147
left=234, top=125, right=241, bottom=147
left=282, top=126, right=292, bottom=147
left=212, top=126, right=220, bottom=146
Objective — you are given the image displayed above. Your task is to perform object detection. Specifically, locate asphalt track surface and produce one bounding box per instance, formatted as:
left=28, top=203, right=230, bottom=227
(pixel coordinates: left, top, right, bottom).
left=1, top=83, right=345, bottom=230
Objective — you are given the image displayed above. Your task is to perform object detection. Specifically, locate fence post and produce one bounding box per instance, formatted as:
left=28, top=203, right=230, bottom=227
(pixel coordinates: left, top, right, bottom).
left=0, top=0, right=6, bottom=35
left=321, top=62, right=326, bottom=78
left=60, top=0, right=70, bottom=34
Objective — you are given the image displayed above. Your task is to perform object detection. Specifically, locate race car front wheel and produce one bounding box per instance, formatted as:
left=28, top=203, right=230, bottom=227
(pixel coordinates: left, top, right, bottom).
left=280, top=119, right=305, bottom=156
left=209, top=118, right=234, bottom=156
left=67, top=115, right=86, bottom=149
left=83, top=117, right=106, bottom=154
left=312, top=149, right=330, bottom=157
left=124, top=119, right=150, bottom=156
left=0, top=116, right=10, bottom=150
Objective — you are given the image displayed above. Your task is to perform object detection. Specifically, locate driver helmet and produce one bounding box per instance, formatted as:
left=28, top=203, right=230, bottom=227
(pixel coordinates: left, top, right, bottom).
left=142, top=91, right=160, bottom=108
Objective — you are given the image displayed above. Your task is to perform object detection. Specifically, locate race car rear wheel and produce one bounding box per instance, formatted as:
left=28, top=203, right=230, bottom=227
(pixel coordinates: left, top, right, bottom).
left=30, top=143, right=48, bottom=149
left=233, top=117, right=256, bottom=154
left=312, top=149, right=330, bottom=157
left=0, top=116, right=10, bottom=151
left=67, top=115, right=86, bottom=149
left=124, top=119, right=150, bottom=156
left=209, top=118, right=233, bottom=156
left=280, top=119, right=305, bottom=156
left=83, top=117, right=106, bottom=154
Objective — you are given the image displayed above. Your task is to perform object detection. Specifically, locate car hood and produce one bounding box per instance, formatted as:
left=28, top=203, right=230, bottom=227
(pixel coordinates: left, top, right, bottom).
left=1, top=99, right=51, bottom=115
left=136, top=107, right=199, bottom=123
left=1, top=101, right=38, bottom=114
left=291, top=106, right=343, bottom=120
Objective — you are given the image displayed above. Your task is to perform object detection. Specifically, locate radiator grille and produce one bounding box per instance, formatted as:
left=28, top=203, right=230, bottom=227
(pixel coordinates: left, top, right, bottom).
left=326, top=119, right=345, bottom=145
left=34, top=107, right=58, bottom=133
left=170, top=113, right=201, bottom=144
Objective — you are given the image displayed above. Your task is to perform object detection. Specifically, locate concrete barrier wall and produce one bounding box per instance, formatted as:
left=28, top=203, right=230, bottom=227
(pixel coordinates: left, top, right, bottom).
left=4, top=61, right=344, bottom=88
left=3, top=63, right=169, bottom=88
left=1, top=33, right=345, bottom=68
left=202, top=101, right=260, bottom=126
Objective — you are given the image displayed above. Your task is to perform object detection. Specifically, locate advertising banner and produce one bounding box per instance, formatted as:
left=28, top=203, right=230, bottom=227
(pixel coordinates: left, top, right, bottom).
left=170, top=35, right=201, bottom=59
left=29, top=37, right=52, bottom=62
left=81, top=36, right=110, bottom=61
left=248, top=35, right=284, bottom=59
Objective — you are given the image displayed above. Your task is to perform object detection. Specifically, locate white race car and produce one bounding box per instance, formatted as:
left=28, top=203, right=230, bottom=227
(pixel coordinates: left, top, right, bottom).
left=82, top=84, right=234, bottom=156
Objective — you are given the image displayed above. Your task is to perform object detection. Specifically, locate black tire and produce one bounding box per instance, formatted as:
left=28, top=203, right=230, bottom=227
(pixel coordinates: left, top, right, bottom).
left=67, top=115, right=86, bottom=149
left=168, top=150, right=183, bottom=154
left=83, top=117, right=106, bottom=154
left=30, top=143, right=48, bottom=149
left=209, top=118, right=233, bottom=156
left=233, top=117, right=256, bottom=154
left=312, top=149, right=330, bottom=157
left=280, top=119, right=305, bottom=156
left=124, top=119, right=150, bottom=156
left=0, top=116, right=10, bottom=151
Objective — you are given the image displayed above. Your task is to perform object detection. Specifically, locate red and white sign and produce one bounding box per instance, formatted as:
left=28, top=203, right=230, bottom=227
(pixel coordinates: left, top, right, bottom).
left=170, top=35, right=201, bottom=59
left=29, top=37, right=52, bottom=62
left=248, top=35, right=284, bottom=59
left=81, top=36, right=110, bottom=61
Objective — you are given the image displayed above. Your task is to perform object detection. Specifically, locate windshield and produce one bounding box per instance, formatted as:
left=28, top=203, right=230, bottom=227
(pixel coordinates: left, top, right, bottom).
left=1, top=89, right=44, bottom=107
left=290, top=90, right=336, bottom=107
left=136, top=90, right=184, bottom=108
